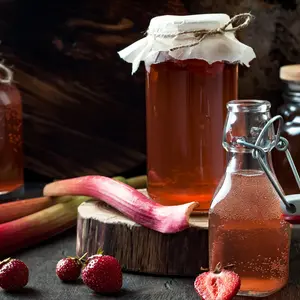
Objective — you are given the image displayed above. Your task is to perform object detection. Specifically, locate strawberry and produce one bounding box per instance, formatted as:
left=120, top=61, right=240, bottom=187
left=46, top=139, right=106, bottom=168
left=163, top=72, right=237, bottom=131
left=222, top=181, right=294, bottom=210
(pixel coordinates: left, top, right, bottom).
left=56, top=253, right=87, bottom=282
left=194, top=263, right=241, bottom=300
left=0, top=258, right=29, bottom=291
left=82, top=253, right=122, bottom=294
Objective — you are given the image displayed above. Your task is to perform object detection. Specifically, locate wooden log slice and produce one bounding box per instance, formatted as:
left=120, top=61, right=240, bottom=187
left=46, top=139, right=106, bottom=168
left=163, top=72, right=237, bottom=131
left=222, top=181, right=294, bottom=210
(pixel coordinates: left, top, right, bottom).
left=76, top=196, right=208, bottom=276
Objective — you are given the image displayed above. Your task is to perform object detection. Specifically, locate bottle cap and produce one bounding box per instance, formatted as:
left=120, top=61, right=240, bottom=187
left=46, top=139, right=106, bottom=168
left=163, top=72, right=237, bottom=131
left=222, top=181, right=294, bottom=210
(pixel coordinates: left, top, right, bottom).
left=280, top=65, right=300, bottom=82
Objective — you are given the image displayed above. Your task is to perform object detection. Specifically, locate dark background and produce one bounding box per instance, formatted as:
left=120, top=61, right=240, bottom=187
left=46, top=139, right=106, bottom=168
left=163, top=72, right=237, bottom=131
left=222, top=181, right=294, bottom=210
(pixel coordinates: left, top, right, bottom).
left=0, top=0, right=298, bottom=181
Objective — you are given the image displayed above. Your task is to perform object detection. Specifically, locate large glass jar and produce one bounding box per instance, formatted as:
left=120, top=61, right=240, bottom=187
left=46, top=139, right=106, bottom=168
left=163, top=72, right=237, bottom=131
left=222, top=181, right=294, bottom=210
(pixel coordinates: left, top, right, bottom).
left=273, top=65, right=300, bottom=195
left=119, top=14, right=255, bottom=211
left=146, top=59, right=238, bottom=210
left=209, top=100, right=290, bottom=297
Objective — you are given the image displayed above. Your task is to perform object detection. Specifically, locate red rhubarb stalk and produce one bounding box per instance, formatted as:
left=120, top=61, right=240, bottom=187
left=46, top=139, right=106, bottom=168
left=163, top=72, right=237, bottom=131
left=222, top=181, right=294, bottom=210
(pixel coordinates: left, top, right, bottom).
left=0, top=197, right=53, bottom=224
left=43, top=176, right=199, bottom=233
left=0, top=195, right=77, bottom=224
left=0, top=196, right=90, bottom=258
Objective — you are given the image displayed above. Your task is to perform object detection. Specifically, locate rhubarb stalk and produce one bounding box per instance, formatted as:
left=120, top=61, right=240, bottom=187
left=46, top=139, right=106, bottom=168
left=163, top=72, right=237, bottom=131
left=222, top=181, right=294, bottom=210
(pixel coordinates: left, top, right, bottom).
left=0, top=196, right=75, bottom=224
left=44, top=176, right=199, bottom=234
left=113, top=175, right=147, bottom=189
left=0, top=196, right=90, bottom=258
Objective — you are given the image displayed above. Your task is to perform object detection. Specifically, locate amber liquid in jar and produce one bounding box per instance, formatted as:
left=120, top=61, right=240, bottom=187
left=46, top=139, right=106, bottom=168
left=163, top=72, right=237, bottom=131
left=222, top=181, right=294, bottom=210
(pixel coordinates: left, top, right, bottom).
left=209, top=170, right=290, bottom=296
left=146, top=59, right=238, bottom=211
left=0, top=84, right=23, bottom=194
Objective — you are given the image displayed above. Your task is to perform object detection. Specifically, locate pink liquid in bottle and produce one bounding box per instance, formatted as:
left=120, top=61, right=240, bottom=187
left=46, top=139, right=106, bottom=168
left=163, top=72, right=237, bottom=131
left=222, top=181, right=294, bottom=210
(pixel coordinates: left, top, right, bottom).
left=209, top=170, right=290, bottom=296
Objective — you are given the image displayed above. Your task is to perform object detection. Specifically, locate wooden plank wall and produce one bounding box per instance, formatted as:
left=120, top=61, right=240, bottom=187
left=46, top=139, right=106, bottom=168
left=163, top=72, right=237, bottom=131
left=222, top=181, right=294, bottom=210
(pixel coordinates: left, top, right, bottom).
left=0, top=0, right=297, bottom=178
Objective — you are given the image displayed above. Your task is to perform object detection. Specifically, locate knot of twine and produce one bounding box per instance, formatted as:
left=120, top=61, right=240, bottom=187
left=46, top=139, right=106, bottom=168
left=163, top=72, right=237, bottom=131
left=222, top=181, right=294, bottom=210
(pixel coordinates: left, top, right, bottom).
left=164, top=13, right=254, bottom=51
left=0, top=63, right=13, bottom=84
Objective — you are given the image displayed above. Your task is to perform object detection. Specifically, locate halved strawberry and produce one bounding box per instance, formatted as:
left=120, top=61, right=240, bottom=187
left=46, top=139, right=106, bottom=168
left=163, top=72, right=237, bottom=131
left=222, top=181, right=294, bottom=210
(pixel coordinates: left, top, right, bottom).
left=194, top=263, right=241, bottom=300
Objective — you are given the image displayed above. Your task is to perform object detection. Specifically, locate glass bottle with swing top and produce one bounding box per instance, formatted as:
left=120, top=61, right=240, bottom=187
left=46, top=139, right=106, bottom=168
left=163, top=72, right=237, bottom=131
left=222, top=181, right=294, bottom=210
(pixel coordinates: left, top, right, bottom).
left=209, top=100, right=291, bottom=297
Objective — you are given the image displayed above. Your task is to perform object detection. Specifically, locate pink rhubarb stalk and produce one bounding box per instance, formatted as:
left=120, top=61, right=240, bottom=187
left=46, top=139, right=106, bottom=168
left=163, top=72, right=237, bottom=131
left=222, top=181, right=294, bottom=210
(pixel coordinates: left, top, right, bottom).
left=0, top=195, right=75, bottom=224
left=0, top=196, right=90, bottom=258
left=44, top=176, right=199, bottom=233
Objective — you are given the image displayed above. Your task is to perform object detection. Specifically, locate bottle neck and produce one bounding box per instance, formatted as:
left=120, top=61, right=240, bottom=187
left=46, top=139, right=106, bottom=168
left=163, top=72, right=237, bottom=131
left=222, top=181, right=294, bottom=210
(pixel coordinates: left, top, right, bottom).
left=226, top=151, right=274, bottom=174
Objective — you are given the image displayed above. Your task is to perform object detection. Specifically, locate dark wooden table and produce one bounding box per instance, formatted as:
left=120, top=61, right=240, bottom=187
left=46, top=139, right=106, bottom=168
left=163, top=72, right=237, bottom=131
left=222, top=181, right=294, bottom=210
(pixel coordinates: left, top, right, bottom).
left=0, top=228, right=300, bottom=300
left=1, top=182, right=300, bottom=299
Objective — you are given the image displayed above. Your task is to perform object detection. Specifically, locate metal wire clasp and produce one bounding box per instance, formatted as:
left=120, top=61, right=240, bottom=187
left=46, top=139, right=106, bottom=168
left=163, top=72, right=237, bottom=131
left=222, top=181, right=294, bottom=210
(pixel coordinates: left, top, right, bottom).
left=237, top=115, right=299, bottom=214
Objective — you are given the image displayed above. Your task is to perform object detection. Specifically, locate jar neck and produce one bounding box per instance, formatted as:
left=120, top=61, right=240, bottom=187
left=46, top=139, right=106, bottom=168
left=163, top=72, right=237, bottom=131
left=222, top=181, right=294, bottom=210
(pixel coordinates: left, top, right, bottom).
left=226, top=151, right=274, bottom=173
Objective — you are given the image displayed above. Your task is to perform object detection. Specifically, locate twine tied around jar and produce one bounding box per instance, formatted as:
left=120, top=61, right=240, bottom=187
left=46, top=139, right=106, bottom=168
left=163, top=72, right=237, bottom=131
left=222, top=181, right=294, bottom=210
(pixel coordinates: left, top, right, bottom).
left=169, top=13, right=254, bottom=51
left=0, top=63, right=13, bottom=84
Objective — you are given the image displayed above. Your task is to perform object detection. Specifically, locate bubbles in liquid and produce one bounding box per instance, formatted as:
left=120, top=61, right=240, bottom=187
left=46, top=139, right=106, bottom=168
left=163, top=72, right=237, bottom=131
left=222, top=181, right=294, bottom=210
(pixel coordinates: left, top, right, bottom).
left=212, top=170, right=283, bottom=221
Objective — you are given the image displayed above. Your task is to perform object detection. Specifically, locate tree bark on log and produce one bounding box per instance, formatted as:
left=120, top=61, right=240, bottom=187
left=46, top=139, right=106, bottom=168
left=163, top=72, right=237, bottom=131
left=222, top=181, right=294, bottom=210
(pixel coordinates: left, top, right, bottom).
left=76, top=200, right=208, bottom=276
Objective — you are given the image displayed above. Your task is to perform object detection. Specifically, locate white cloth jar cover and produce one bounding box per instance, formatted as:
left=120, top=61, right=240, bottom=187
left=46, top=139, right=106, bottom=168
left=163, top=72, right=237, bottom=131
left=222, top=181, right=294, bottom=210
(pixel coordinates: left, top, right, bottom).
left=118, top=13, right=256, bottom=74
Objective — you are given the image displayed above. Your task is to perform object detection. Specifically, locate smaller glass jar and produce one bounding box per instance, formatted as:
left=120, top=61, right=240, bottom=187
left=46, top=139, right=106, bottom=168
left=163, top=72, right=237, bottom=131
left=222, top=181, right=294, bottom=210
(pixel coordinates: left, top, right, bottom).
left=0, top=65, right=23, bottom=196
left=273, top=65, right=300, bottom=194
